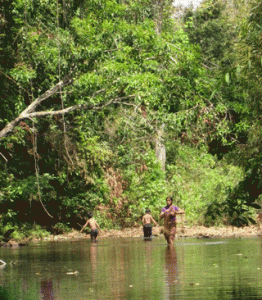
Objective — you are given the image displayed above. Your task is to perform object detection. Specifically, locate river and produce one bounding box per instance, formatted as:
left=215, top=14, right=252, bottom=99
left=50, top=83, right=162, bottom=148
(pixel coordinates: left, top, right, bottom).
left=1, top=236, right=262, bottom=299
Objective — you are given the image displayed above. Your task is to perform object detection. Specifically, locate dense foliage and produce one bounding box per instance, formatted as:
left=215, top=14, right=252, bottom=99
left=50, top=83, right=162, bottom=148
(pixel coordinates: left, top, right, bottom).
left=0, top=0, right=261, bottom=238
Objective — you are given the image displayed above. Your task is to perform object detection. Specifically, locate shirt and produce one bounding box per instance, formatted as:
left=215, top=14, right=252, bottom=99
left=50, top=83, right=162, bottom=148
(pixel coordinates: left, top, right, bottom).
left=161, top=205, right=179, bottom=223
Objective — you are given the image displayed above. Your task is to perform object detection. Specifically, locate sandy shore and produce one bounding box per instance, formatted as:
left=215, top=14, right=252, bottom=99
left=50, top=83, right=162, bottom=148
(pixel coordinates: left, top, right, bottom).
left=43, top=225, right=262, bottom=242
left=99, top=225, right=262, bottom=239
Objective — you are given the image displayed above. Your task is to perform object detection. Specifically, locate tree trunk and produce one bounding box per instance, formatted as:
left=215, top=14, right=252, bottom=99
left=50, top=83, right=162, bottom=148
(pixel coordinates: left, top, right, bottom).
left=155, top=124, right=166, bottom=171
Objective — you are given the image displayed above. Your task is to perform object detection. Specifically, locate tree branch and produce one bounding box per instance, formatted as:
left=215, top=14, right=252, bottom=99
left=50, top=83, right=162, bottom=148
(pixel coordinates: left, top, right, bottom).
left=0, top=152, right=8, bottom=163
left=21, top=73, right=74, bottom=116
left=0, top=68, right=76, bottom=140
left=0, top=91, right=136, bottom=141
left=27, top=94, right=136, bottom=118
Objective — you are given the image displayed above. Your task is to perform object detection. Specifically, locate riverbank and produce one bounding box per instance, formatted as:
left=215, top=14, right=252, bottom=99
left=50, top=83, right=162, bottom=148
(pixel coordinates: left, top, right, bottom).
left=38, top=224, right=262, bottom=242
left=2, top=225, right=261, bottom=246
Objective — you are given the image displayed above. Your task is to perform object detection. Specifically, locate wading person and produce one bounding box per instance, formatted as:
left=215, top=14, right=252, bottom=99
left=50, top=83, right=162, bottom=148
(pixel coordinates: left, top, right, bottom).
left=80, top=212, right=101, bottom=242
left=160, top=196, right=184, bottom=246
left=142, top=208, right=159, bottom=239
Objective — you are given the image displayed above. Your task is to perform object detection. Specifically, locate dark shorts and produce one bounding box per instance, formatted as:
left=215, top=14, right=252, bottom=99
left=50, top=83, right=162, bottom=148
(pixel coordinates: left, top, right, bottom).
left=90, top=229, right=98, bottom=239
left=143, top=224, right=152, bottom=238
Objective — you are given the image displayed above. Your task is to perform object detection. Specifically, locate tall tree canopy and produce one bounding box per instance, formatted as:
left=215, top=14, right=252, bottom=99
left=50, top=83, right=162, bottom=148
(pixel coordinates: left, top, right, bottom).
left=0, top=0, right=261, bottom=234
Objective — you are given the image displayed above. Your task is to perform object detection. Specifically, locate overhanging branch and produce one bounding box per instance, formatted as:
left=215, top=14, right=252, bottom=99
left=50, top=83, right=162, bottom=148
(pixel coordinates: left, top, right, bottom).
left=0, top=66, right=74, bottom=140
left=0, top=91, right=136, bottom=141
left=29, top=94, right=136, bottom=117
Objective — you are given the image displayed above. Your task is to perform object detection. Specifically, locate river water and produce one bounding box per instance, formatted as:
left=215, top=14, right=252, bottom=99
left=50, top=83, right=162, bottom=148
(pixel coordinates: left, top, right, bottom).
left=1, top=236, right=262, bottom=299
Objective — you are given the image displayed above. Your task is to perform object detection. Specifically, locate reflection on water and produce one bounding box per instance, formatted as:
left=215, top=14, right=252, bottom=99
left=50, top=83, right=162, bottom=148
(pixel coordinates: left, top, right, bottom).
left=165, top=246, right=178, bottom=299
left=41, top=280, right=54, bottom=300
left=165, top=246, right=178, bottom=283
left=90, top=243, right=97, bottom=283
left=1, top=237, right=262, bottom=299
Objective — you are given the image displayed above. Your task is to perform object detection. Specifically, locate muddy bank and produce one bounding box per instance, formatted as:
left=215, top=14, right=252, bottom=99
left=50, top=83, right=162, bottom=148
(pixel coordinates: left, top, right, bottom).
left=39, top=225, right=262, bottom=242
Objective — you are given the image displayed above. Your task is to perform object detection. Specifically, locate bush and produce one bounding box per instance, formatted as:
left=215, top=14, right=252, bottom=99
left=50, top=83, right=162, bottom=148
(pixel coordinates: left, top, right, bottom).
left=51, top=223, right=72, bottom=235
left=3, top=223, right=50, bottom=240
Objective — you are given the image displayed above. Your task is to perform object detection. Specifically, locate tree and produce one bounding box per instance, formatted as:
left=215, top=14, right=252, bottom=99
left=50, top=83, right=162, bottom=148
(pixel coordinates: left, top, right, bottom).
left=0, top=0, right=213, bottom=228
left=202, top=0, right=262, bottom=225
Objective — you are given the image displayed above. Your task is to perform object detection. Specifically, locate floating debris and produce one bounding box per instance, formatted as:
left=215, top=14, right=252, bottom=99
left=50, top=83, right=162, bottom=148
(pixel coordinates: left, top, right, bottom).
left=66, top=271, right=79, bottom=275
left=0, top=260, right=6, bottom=269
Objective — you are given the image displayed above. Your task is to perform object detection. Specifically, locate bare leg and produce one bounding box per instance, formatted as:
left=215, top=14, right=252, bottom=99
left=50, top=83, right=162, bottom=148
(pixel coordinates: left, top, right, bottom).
left=169, top=224, right=176, bottom=245
left=164, top=232, right=169, bottom=244
left=167, top=235, right=174, bottom=246
left=169, top=237, right=174, bottom=245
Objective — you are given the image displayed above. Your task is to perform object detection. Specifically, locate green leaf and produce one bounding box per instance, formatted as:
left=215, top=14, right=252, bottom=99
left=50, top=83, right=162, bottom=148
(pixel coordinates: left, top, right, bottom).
left=225, top=73, right=230, bottom=84
left=210, top=88, right=217, bottom=100
left=248, top=217, right=256, bottom=225
left=249, top=202, right=261, bottom=209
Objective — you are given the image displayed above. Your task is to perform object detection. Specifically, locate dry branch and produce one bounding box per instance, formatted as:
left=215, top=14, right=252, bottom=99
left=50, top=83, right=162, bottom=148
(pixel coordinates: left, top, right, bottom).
left=0, top=76, right=136, bottom=141
left=0, top=61, right=135, bottom=142
left=0, top=71, right=74, bottom=140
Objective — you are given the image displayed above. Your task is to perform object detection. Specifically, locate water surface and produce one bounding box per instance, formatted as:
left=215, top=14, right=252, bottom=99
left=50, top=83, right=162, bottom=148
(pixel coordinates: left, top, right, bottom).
left=1, top=236, right=262, bottom=299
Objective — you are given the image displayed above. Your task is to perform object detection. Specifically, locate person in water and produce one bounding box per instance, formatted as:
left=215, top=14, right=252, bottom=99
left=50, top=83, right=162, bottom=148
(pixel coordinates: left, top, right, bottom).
left=142, top=208, right=159, bottom=239
left=160, top=196, right=184, bottom=246
left=80, top=212, right=101, bottom=242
